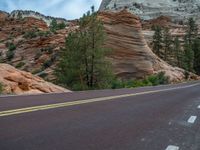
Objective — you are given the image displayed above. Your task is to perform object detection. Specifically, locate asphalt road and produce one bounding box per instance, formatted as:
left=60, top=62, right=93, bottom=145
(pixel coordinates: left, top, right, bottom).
left=0, top=81, right=200, bottom=150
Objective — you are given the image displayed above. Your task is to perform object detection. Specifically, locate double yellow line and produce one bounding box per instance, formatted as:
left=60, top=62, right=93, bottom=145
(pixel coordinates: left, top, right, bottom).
left=0, top=83, right=198, bottom=117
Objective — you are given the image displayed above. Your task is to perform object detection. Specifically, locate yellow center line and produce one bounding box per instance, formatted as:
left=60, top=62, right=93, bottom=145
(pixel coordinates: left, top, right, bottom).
left=0, top=83, right=198, bottom=117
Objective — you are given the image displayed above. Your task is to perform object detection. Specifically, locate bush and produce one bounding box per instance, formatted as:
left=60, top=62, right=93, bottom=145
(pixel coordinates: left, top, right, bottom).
left=50, top=19, right=66, bottom=32
left=6, top=50, right=15, bottom=61
left=0, top=83, right=3, bottom=94
left=23, top=30, right=37, bottom=39
left=6, top=42, right=16, bottom=51
left=111, top=72, right=169, bottom=89
left=38, top=31, right=51, bottom=37
left=147, top=72, right=169, bottom=86
left=43, top=59, right=54, bottom=69
left=111, top=79, right=124, bottom=89
left=16, top=62, right=25, bottom=68
left=32, top=68, right=42, bottom=74
left=41, top=47, right=54, bottom=54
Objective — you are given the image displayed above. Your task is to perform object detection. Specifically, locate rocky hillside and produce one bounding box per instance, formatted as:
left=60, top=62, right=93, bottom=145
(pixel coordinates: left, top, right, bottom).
left=0, top=63, right=70, bottom=95
left=0, top=9, right=197, bottom=85
left=100, top=0, right=200, bottom=23
left=99, top=10, right=198, bottom=82
left=0, top=11, right=77, bottom=81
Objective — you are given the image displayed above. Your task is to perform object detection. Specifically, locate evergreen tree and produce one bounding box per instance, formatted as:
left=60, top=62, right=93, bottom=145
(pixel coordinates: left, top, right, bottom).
left=193, top=38, right=200, bottom=74
left=50, top=19, right=58, bottom=32
left=183, top=18, right=197, bottom=72
left=185, top=18, right=198, bottom=45
left=163, top=28, right=172, bottom=61
left=55, top=6, right=113, bottom=90
left=183, top=42, right=194, bottom=72
left=173, top=37, right=182, bottom=67
left=152, top=25, right=163, bottom=58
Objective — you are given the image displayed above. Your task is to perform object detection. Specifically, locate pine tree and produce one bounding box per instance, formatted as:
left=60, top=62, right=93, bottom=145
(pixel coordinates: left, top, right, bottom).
left=50, top=19, right=58, bottom=32
left=185, top=18, right=198, bottom=45
left=183, top=42, right=194, bottom=72
left=193, top=38, right=200, bottom=74
left=152, top=25, right=163, bottom=58
left=55, top=6, right=113, bottom=90
left=163, top=28, right=172, bottom=61
left=173, top=37, right=182, bottom=67
left=183, top=18, right=198, bottom=72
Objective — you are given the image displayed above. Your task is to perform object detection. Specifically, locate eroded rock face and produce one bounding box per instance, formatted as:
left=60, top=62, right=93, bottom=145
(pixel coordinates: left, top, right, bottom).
left=100, top=0, right=200, bottom=23
left=99, top=10, right=198, bottom=82
left=0, top=64, right=70, bottom=95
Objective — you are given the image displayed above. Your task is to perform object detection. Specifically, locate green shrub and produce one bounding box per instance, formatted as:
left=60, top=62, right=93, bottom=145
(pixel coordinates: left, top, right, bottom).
left=50, top=19, right=66, bottom=32
left=0, top=83, right=3, bottom=94
left=111, top=79, right=124, bottom=89
left=41, top=47, right=54, bottom=54
left=6, top=42, right=16, bottom=51
left=6, top=50, right=15, bottom=61
left=43, top=59, right=54, bottom=69
left=32, top=68, right=42, bottom=74
left=38, top=31, right=51, bottom=37
left=111, top=72, right=169, bottom=89
left=16, top=62, right=25, bottom=68
left=23, top=30, right=37, bottom=39
left=147, top=72, right=169, bottom=86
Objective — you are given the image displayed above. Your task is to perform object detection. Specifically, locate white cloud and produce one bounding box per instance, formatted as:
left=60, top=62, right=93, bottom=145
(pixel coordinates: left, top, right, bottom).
left=0, top=0, right=102, bottom=19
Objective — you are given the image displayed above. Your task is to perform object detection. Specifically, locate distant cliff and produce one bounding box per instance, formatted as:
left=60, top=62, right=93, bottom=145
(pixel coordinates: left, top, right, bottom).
left=100, top=0, right=200, bottom=23
left=9, top=10, right=68, bottom=26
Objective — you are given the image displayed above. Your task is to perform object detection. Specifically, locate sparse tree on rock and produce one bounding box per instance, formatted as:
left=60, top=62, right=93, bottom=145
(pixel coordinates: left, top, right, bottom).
left=55, top=6, right=113, bottom=90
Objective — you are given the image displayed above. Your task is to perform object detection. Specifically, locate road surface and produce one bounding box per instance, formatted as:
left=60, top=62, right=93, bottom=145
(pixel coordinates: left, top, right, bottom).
left=0, top=81, right=200, bottom=150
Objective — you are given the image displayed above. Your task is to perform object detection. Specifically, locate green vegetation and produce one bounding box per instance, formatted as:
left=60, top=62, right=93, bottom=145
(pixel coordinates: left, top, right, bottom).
left=42, top=58, right=54, bottom=69
left=6, top=42, right=16, bottom=51
left=5, top=42, right=16, bottom=61
left=50, top=19, right=66, bottom=32
left=152, top=25, right=163, bottom=58
left=40, top=46, right=54, bottom=54
left=152, top=18, right=200, bottom=75
left=55, top=6, right=113, bottom=91
left=23, top=28, right=51, bottom=39
left=16, top=62, right=25, bottom=68
left=23, top=30, right=38, bottom=39
left=0, top=82, right=3, bottom=94
left=111, top=72, right=169, bottom=89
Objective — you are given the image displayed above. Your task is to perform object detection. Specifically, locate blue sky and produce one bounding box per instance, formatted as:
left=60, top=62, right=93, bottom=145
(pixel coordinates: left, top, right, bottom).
left=0, top=0, right=102, bottom=19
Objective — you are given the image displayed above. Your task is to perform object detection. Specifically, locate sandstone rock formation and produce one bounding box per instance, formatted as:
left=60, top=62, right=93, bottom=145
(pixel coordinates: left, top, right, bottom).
left=0, top=63, right=70, bottom=95
left=100, top=0, right=200, bottom=23
left=99, top=10, right=198, bottom=82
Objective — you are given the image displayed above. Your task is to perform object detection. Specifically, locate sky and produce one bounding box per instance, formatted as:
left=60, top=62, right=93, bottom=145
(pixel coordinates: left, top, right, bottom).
left=0, top=0, right=102, bottom=19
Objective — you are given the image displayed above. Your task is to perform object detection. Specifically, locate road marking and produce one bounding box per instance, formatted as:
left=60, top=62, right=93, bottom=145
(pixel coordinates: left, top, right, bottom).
left=165, top=145, right=179, bottom=150
left=187, top=116, right=197, bottom=124
left=0, top=83, right=199, bottom=117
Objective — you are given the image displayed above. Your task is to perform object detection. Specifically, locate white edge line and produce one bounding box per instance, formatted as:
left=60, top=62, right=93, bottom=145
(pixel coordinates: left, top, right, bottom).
left=187, top=116, right=197, bottom=124
left=166, top=145, right=179, bottom=150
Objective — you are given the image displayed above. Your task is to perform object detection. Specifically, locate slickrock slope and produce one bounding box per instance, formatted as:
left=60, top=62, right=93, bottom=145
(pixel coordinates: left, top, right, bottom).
left=0, top=64, right=70, bottom=95
left=100, top=0, right=200, bottom=23
left=99, top=10, right=198, bottom=82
